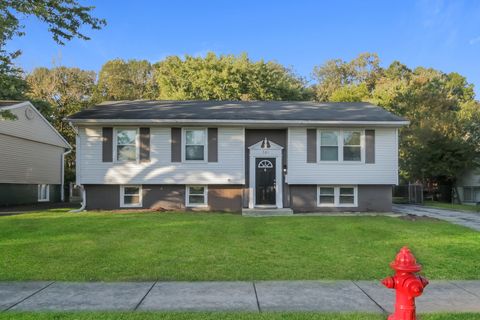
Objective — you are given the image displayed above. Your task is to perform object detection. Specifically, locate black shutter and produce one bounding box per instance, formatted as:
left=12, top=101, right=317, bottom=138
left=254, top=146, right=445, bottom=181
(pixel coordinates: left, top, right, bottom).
left=139, top=127, right=150, bottom=162
left=208, top=128, right=218, bottom=162
left=306, top=129, right=317, bottom=163
left=365, top=129, right=375, bottom=164
left=102, top=127, right=113, bottom=162
left=171, top=128, right=182, bottom=162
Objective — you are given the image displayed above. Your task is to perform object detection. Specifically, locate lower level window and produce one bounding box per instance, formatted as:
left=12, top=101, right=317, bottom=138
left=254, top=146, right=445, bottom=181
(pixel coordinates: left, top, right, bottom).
left=317, top=185, right=357, bottom=207
left=38, top=184, right=49, bottom=202
left=186, top=185, right=208, bottom=207
left=463, top=186, right=480, bottom=202
left=120, top=185, right=142, bottom=207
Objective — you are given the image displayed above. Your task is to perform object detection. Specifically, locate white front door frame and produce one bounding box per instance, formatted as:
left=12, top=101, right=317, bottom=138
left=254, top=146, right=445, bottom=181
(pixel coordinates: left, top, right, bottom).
left=248, top=138, right=283, bottom=209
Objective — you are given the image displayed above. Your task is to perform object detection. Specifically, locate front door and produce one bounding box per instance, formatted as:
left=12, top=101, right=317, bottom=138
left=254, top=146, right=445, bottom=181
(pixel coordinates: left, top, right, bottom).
left=255, top=158, right=276, bottom=205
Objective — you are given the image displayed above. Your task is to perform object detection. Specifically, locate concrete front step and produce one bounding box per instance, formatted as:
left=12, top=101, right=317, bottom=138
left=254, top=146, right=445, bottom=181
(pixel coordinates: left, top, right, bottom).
left=242, top=208, right=294, bottom=216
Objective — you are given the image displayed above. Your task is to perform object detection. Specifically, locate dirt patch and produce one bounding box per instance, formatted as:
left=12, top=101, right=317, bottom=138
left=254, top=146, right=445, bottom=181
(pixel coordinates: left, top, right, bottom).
left=399, top=214, right=440, bottom=222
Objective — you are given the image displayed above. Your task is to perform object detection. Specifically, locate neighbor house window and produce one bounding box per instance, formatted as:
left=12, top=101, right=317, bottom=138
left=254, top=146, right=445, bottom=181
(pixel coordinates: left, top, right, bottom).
left=319, top=131, right=339, bottom=161
left=317, top=186, right=357, bottom=207
left=184, top=129, right=206, bottom=161
left=343, top=131, right=361, bottom=161
left=463, top=187, right=480, bottom=203
left=116, top=129, right=138, bottom=162
left=120, top=185, right=142, bottom=207
left=186, top=185, right=208, bottom=207
left=38, top=184, right=49, bottom=202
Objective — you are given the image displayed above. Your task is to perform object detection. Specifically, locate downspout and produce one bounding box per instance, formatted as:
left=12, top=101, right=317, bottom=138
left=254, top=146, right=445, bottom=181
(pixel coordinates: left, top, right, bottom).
left=70, top=186, right=86, bottom=213
left=67, top=121, right=86, bottom=213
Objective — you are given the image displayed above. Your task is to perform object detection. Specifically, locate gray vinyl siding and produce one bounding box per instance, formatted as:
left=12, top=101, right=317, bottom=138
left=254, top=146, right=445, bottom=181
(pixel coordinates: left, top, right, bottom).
left=0, top=133, right=64, bottom=184
left=0, top=103, right=69, bottom=148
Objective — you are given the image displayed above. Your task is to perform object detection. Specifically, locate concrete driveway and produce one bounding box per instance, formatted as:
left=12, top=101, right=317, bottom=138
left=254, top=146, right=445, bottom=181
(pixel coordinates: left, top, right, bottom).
left=393, top=204, right=480, bottom=231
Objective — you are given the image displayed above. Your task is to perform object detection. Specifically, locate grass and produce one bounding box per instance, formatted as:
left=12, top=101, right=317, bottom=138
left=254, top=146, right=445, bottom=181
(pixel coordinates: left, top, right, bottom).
left=0, top=313, right=479, bottom=320
left=0, top=209, right=479, bottom=281
left=424, top=201, right=480, bottom=213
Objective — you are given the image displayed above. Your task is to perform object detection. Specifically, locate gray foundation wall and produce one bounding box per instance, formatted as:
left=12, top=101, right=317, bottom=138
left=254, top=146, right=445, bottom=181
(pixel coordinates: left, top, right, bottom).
left=290, top=185, right=393, bottom=213
left=84, top=184, right=243, bottom=213
left=0, top=183, right=61, bottom=207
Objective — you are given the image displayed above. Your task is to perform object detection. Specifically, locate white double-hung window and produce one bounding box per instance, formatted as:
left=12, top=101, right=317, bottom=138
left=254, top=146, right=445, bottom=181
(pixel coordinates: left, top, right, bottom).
left=38, top=184, right=49, bottom=202
left=317, top=129, right=363, bottom=162
left=343, top=131, right=361, bottom=161
left=319, top=131, right=339, bottom=161
left=120, top=185, right=142, bottom=207
left=184, top=129, right=206, bottom=161
left=186, top=185, right=208, bottom=207
left=317, top=186, right=357, bottom=207
left=116, top=129, right=138, bottom=162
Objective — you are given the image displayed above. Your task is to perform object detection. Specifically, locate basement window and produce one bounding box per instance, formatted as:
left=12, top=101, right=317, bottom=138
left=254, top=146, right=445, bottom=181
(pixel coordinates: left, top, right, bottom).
left=120, top=185, right=142, bottom=208
left=38, top=184, right=50, bottom=202
left=186, top=185, right=208, bottom=207
left=317, top=186, right=358, bottom=207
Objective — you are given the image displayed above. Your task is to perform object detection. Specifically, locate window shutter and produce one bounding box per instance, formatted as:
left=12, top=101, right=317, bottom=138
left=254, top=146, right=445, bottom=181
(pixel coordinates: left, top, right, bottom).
left=102, top=127, right=113, bottom=162
left=171, top=128, right=182, bottom=162
left=139, top=127, right=150, bottom=162
left=365, top=129, right=375, bottom=164
left=208, top=128, right=218, bottom=162
left=306, top=129, right=317, bottom=163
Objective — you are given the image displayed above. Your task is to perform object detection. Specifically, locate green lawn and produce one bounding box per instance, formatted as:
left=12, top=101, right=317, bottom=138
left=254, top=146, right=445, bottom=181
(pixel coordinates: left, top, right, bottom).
left=0, top=313, right=479, bottom=320
left=0, top=209, right=479, bottom=281
left=424, top=201, right=480, bottom=213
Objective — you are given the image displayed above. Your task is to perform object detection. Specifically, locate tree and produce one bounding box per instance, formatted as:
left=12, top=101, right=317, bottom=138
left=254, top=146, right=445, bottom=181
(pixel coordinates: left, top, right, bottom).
left=0, top=0, right=105, bottom=118
left=154, top=52, right=310, bottom=101
left=94, top=59, right=157, bottom=102
left=312, top=53, right=380, bottom=101
left=312, top=54, right=480, bottom=197
left=26, top=66, right=96, bottom=181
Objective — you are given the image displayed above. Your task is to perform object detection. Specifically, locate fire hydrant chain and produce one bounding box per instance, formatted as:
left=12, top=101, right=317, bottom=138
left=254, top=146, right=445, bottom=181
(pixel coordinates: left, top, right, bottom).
left=382, top=246, right=429, bottom=320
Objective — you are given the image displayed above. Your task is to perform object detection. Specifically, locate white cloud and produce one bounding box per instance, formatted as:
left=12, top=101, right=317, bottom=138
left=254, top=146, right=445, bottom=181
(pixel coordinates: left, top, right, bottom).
left=469, top=36, right=480, bottom=45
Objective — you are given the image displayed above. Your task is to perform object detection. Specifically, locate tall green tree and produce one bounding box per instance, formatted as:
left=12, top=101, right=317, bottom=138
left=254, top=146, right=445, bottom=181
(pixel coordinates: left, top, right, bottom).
left=26, top=66, right=96, bottom=181
left=312, top=53, right=380, bottom=102
left=94, top=59, right=157, bottom=102
left=0, top=0, right=105, bottom=118
left=154, top=53, right=310, bottom=101
left=312, top=54, right=480, bottom=196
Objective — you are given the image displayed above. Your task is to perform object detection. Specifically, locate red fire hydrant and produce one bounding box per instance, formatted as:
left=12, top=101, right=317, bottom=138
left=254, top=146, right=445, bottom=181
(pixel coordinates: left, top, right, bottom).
left=382, top=246, right=429, bottom=320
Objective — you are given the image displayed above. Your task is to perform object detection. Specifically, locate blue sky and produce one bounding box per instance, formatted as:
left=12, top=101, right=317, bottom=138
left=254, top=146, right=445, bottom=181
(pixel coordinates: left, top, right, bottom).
left=7, top=0, right=480, bottom=96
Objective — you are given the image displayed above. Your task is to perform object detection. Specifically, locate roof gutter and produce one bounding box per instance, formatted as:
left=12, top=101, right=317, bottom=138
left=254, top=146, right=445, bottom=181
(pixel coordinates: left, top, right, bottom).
left=66, top=118, right=410, bottom=127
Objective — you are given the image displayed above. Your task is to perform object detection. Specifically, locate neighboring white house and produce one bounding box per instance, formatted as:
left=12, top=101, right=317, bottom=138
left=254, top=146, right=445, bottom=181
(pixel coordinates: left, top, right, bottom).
left=0, top=101, right=71, bottom=206
left=456, top=168, right=480, bottom=204
left=67, top=100, right=409, bottom=213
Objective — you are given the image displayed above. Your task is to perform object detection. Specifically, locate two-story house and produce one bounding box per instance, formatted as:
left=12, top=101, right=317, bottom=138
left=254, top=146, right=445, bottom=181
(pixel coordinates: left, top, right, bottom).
left=67, top=100, right=408, bottom=213
left=1, top=101, right=71, bottom=206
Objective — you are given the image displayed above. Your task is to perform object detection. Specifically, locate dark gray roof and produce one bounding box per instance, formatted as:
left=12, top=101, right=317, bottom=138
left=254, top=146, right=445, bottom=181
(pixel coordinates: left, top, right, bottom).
left=68, top=100, right=406, bottom=122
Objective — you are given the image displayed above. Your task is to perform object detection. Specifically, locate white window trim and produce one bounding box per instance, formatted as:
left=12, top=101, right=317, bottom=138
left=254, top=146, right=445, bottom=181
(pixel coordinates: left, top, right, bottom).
left=113, top=128, right=140, bottom=163
left=182, top=128, right=208, bottom=163
left=38, top=184, right=50, bottom=202
left=463, top=186, right=480, bottom=203
left=186, top=185, right=208, bottom=207
left=317, top=129, right=365, bottom=163
left=317, top=185, right=358, bottom=207
left=120, top=185, right=143, bottom=208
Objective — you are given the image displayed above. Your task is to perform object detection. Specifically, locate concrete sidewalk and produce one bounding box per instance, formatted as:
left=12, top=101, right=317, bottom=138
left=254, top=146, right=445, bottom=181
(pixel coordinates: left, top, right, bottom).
left=1, top=280, right=479, bottom=313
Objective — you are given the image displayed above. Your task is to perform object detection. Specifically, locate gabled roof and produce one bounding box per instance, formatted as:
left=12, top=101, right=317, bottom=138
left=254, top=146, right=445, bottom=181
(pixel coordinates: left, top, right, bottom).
left=67, top=100, right=409, bottom=127
left=0, top=101, right=71, bottom=149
